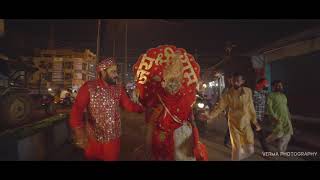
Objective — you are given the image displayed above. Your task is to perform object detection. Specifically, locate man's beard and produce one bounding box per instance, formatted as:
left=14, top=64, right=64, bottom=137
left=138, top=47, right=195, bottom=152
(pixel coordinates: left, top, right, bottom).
left=233, top=85, right=241, bottom=90
left=104, top=77, right=117, bottom=85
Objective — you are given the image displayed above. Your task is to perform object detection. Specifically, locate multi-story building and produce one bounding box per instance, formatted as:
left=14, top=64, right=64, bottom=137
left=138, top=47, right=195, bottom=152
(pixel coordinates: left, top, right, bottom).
left=28, top=49, right=97, bottom=94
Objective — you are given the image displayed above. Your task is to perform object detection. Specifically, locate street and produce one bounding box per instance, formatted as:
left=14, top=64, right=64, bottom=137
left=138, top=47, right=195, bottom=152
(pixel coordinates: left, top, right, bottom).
left=119, top=111, right=307, bottom=161
left=2, top=19, right=320, bottom=162
left=47, top=110, right=319, bottom=161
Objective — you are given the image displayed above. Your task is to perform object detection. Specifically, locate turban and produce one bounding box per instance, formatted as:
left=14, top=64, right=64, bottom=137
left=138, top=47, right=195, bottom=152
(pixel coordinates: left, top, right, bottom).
left=96, top=57, right=116, bottom=72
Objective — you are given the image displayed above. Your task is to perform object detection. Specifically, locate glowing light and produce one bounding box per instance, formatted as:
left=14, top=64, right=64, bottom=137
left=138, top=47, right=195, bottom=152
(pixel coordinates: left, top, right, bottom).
left=197, top=103, right=205, bottom=108
left=208, top=81, right=220, bottom=87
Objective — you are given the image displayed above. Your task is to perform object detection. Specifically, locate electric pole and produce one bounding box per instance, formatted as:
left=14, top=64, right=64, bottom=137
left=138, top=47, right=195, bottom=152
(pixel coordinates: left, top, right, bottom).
left=96, top=19, right=101, bottom=63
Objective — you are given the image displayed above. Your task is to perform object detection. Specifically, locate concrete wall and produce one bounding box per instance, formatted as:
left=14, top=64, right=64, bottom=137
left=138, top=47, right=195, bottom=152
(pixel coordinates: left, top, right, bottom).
left=18, top=132, right=47, bottom=160
left=0, top=120, right=70, bottom=161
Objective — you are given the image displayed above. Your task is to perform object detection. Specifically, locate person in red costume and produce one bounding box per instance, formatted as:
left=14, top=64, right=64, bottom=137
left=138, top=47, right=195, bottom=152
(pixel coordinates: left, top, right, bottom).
left=69, top=57, right=144, bottom=161
left=133, top=46, right=207, bottom=161
left=149, top=59, right=200, bottom=160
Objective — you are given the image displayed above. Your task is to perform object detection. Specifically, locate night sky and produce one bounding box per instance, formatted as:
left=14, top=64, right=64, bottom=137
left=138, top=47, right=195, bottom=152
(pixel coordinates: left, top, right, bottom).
left=2, top=19, right=320, bottom=65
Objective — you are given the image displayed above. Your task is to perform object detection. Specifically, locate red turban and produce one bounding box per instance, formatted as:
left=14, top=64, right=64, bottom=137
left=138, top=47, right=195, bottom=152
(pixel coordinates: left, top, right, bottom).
left=96, top=57, right=117, bottom=72
left=256, top=79, right=268, bottom=90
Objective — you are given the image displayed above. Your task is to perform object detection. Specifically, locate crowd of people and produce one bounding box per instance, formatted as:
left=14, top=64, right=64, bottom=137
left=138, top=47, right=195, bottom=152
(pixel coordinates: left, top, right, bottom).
left=204, top=73, right=293, bottom=160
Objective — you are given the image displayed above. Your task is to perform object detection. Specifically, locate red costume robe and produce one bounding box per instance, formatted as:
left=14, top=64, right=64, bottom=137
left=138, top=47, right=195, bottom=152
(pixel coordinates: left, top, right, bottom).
left=133, top=45, right=207, bottom=161
left=69, top=79, right=144, bottom=161
left=150, top=88, right=197, bottom=160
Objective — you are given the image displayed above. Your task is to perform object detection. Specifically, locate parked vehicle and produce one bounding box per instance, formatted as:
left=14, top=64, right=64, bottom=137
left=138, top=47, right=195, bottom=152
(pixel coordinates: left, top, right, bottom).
left=193, top=93, right=210, bottom=136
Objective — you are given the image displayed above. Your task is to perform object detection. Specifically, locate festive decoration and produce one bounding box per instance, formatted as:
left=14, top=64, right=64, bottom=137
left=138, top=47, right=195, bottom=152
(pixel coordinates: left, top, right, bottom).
left=133, top=45, right=203, bottom=160
left=133, top=45, right=200, bottom=106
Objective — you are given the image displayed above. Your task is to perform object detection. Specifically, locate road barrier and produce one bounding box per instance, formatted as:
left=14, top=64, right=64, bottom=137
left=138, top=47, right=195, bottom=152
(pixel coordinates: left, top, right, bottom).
left=0, top=113, right=70, bottom=160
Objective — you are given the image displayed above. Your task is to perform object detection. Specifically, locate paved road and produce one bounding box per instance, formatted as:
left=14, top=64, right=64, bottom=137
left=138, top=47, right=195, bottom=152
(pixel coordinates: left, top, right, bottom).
left=49, top=110, right=320, bottom=161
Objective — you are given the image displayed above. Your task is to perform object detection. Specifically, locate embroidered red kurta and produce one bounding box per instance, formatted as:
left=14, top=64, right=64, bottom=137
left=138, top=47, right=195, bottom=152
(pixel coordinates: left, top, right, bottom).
left=70, top=79, right=144, bottom=161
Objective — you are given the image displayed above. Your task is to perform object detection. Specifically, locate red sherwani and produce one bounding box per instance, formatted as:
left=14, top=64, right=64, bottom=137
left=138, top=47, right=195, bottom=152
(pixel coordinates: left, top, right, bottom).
left=69, top=79, right=144, bottom=161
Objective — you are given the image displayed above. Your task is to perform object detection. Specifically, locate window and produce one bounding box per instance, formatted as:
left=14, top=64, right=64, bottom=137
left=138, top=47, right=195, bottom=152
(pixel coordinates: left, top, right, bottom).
left=82, top=73, right=86, bottom=81
left=65, top=73, right=72, bottom=80
left=64, top=62, right=73, bottom=69
left=74, top=73, right=82, bottom=80
left=88, top=75, right=95, bottom=80
left=82, top=63, right=87, bottom=71
left=39, top=61, right=46, bottom=69
left=88, top=63, right=95, bottom=72
left=45, top=72, right=52, bottom=81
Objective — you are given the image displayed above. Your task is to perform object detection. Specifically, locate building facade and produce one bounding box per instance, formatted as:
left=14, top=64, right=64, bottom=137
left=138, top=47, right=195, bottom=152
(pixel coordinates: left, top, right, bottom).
left=250, top=27, right=320, bottom=117
left=29, top=49, right=96, bottom=94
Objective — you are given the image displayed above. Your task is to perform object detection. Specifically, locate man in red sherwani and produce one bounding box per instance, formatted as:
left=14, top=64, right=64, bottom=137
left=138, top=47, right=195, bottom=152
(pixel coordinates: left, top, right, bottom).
left=69, top=57, right=144, bottom=161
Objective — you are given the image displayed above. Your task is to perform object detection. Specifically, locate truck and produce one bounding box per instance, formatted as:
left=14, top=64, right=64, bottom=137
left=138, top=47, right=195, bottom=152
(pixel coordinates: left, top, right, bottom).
left=0, top=54, right=37, bottom=129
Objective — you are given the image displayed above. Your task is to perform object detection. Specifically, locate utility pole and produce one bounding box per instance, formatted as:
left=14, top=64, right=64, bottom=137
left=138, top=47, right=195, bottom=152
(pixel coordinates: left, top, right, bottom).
left=96, top=19, right=101, bottom=63
left=124, top=21, right=128, bottom=84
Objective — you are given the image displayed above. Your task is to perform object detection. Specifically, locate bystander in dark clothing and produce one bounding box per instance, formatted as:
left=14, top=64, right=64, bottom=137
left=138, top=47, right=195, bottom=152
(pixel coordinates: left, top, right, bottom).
left=253, top=78, right=270, bottom=152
